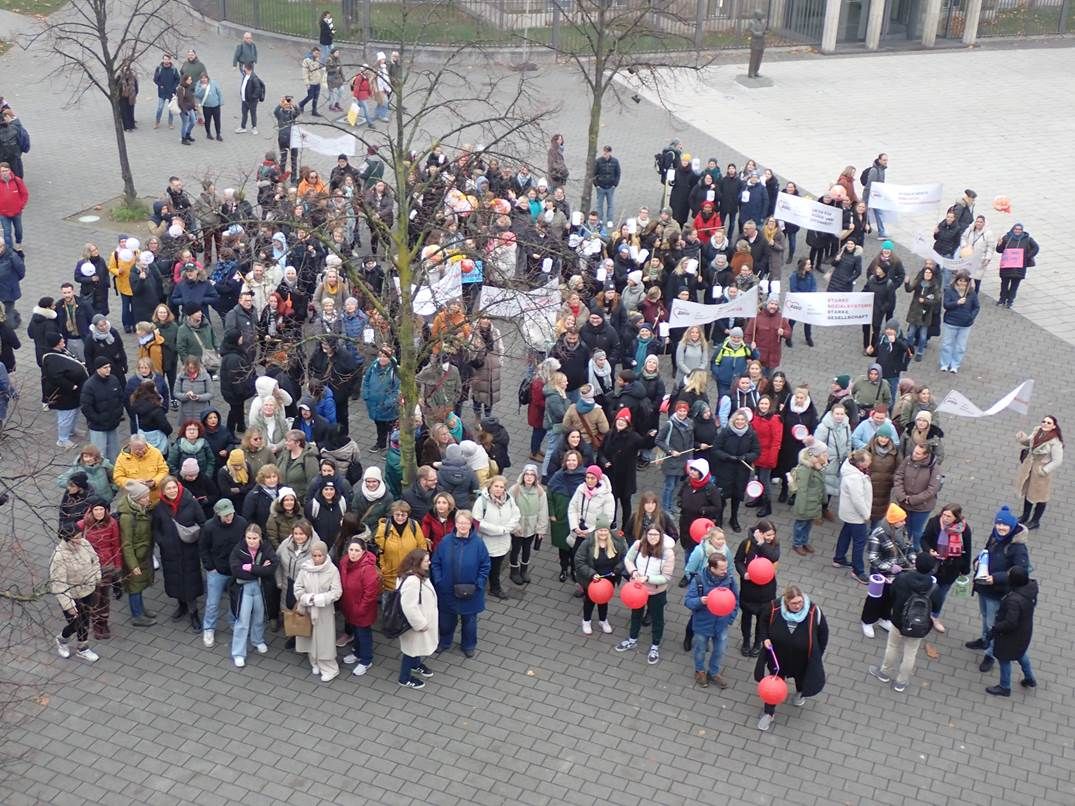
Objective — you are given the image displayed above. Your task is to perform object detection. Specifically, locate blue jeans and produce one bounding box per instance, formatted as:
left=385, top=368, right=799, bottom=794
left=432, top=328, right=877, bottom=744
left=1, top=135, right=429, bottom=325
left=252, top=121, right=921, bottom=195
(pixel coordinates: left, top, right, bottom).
left=355, top=99, right=374, bottom=125
left=835, top=522, right=868, bottom=575
left=399, top=653, right=422, bottom=683
left=180, top=109, right=196, bottom=139
left=89, top=429, right=120, bottom=462
left=352, top=625, right=373, bottom=666
left=939, top=323, right=971, bottom=371
left=0, top=214, right=23, bottom=246
left=231, top=581, right=265, bottom=659
left=792, top=519, right=813, bottom=548
left=885, top=376, right=899, bottom=405
left=374, top=99, right=389, bottom=121
left=661, top=474, right=681, bottom=512
left=540, top=429, right=560, bottom=477
left=530, top=426, right=546, bottom=456
left=998, top=653, right=1034, bottom=689
left=438, top=610, right=478, bottom=652
left=905, top=510, right=930, bottom=552
left=56, top=408, right=79, bottom=442
left=203, top=570, right=233, bottom=630
left=907, top=324, right=928, bottom=356
left=691, top=630, right=728, bottom=675
left=595, top=187, right=615, bottom=223
left=129, top=591, right=145, bottom=617
left=979, top=595, right=1001, bottom=658
left=155, top=96, right=174, bottom=125
left=787, top=231, right=797, bottom=261
left=872, top=207, right=886, bottom=236
left=120, top=293, right=135, bottom=330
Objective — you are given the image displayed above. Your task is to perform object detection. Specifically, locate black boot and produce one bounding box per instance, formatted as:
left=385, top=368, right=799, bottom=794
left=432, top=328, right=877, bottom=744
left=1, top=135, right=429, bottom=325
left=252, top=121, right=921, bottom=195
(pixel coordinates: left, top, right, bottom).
left=509, top=564, right=524, bottom=586
left=1020, top=500, right=1033, bottom=524
left=189, top=608, right=201, bottom=633
left=171, top=600, right=188, bottom=621
left=777, top=485, right=788, bottom=504
left=520, top=563, right=532, bottom=584
left=728, top=500, right=742, bottom=533
left=756, top=497, right=772, bottom=518
left=748, top=641, right=762, bottom=657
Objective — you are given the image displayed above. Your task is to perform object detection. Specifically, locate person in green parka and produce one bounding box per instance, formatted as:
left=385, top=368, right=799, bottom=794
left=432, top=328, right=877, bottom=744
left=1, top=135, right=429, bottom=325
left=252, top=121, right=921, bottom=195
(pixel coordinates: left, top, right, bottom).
left=789, top=444, right=828, bottom=556
left=117, top=480, right=157, bottom=626
left=546, top=449, right=587, bottom=585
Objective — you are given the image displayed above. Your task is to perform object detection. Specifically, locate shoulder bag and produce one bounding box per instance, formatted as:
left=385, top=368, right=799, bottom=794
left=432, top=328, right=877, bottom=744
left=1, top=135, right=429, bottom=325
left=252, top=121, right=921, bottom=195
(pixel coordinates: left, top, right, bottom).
left=381, top=575, right=419, bottom=638
left=452, top=540, right=477, bottom=601
left=172, top=518, right=201, bottom=545
left=190, top=327, right=221, bottom=373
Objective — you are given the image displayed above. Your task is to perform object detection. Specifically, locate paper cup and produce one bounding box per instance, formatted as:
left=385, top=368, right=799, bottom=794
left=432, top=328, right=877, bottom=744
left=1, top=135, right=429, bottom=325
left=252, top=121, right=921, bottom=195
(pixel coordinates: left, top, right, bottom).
left=792, top=424, right=808, bottom=440
left=746, top=480, right=764, bottom=499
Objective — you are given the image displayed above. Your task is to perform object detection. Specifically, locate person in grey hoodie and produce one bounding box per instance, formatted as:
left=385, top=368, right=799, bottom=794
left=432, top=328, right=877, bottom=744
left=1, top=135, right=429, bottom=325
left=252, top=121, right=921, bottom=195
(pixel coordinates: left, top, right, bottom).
left=436, top=443, right=479, bottom=510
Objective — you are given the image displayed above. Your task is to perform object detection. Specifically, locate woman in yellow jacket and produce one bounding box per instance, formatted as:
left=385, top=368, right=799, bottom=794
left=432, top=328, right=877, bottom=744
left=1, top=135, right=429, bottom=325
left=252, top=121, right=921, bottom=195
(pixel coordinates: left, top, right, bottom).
left=135, top=321, right=166, bottom=374
left=373, top=500, right=429, bottom=592
left=107, top=236, right=138, bottom=333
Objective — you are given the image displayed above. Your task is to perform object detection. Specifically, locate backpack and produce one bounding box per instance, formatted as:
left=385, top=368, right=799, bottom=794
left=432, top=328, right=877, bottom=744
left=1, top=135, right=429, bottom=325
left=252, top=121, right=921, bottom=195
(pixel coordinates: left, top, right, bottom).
left=381, top=575, right=420, bottom=638
left=517, top=364, right=536, bottom=409
left=899, top=583, right=935, bottom=638
left=859, top=166, right=872, bottom=187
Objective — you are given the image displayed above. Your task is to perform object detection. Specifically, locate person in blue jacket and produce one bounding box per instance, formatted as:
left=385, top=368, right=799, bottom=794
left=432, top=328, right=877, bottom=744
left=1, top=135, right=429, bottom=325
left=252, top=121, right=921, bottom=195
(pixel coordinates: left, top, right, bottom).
left=738, top=173, right=769, bottom=235
left=194, top=73, right=224, bottom=142
left=152, top=53, right=181, bottom=129
left=361, top=346, right=400, bottom=452
left=938, top=270, right=979, bottom=374
left=431, top=510, right=491, bottom=658
left=684, top=552, right=739, bottom=689
left=786, top=257, right=816, bottom=348
left=710, top=327, right=758, bottom=400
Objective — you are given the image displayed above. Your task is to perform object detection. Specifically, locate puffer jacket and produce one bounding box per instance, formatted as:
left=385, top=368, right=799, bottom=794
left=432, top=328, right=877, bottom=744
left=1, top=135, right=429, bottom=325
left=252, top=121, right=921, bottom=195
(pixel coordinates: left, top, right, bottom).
left=892, top=453, right=941, bottom=514
left=472, top=488, right=522, bottom=559
left=624, top=535, right=676, bottom=595
left=813, top=411, right=852, bottom=496
left=339, top=549, right=380, bottom=628
left=49, top=539, right=102, bottom=611
left=566, top=477, right=615, bottom=538
left=436, top=454, right=480, bottom=511
left=684, top=566, right=739, bottom=637
left=837, top=458, right=872, bottom=525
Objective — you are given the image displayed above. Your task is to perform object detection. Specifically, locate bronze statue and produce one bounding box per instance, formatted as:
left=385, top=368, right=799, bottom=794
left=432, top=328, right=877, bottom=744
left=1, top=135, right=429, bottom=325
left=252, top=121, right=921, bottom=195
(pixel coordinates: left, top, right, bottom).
left=747, top=10, right=767, bottom=79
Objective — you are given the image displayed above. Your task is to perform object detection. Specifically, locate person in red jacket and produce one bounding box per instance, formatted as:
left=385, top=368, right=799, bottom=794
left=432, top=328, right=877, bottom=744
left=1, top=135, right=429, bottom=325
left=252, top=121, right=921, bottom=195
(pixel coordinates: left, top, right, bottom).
left=527, top=357, right=558, bottom=461
left=349, top=67, right=375, bottom=128
left=421, top=492, right=456, bottom=553
left=692, top=201, right=722, bottom=244
left=749, top=395, right=783, bottom=517
left=78, top=499, right=122, bottom=639
left=0, top=162, right=29, bottom=248
left=339, top=535, right=381, bottom=676
left=745, top=292, right=789, bottom=372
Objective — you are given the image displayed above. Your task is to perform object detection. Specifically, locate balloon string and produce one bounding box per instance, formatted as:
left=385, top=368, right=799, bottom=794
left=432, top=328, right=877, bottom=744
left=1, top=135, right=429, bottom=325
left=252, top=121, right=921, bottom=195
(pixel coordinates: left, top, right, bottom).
left=767, top=645, right=780, bottom=675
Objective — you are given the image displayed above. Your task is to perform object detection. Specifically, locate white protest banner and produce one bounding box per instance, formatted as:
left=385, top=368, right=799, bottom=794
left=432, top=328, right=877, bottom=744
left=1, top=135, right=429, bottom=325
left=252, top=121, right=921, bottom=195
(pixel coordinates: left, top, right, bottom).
left=478, top=279, right=559, bottom=319
left=411, top=263, right=462, bottom=315
left=781, top=292, right=873, bottom=326
left=289, top=125, right=356, bottom=157
left=773, top=192, right=842, bottom=235
left=936, top=380, right=1034, bottom=418
left=867, top=182, right=943, bottom=213
left=909, top=231, right=974, bottom=274
left=669, top=285, right=758, bottom=327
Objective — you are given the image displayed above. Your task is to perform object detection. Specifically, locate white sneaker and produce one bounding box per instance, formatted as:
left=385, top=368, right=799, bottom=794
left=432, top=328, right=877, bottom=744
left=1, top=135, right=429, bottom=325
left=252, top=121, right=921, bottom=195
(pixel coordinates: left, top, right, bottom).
left=56, top=440, right=76, bottom=449
left=343, top=654, right=358, bottom=664
left=311, top=665, right=321, bottom=675
left=352, top=663, right=370, bottom=676
left=877, top=619, right=893, bottom=633
left=251, top=127, right=258, bottom=135
left=202, top=630, right=215, bottom=647
left=614, top=638, right=637, bottom=652
left=757, top=713, right=773, bottom=731
left=234, top=127, right=247, bottom=133
left=581, top=620, right=593, bottom=635
left=320, top=668, right=339, bottom=683
left=861, top=622, right=875, bottom=639
left=55, top=637, right=71, bottom=658
left=255, top=643, right=268, bottom=654
left=793, top=693, right=807, bottom=707
left=233, top=656, right=245, bottom=667
left=599, top=620, right=613, bottom=634
left=76, top=648, right=99, bottom=663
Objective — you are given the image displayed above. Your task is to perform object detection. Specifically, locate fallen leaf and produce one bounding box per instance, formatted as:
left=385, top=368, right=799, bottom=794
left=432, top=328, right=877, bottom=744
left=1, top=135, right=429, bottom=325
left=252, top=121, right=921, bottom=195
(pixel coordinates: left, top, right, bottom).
left=34, top=694, right=48, bottom=706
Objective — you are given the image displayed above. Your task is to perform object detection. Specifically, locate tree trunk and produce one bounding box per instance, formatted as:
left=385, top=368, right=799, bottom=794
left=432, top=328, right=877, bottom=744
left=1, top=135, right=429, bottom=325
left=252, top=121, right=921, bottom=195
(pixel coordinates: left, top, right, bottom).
left=579, top=64, right=604, bottom=218
left=396, top=246, right=419, bottom=489
left=111, top=103, right=138, bottom=205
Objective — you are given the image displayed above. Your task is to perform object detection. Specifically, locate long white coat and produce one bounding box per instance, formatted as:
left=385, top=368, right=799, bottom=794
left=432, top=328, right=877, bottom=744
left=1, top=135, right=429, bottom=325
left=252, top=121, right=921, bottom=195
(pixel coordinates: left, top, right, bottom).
left=399, top=574, right=439, bottom=658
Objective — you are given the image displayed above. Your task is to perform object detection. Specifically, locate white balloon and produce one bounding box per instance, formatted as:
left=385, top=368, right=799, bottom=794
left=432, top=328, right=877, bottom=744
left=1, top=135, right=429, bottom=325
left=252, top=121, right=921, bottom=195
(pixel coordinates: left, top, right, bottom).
left=167, top=224, right=182, bottom=238
left=79, top=261, right=96, bottom=277
left=126, top=237, right=140, bottom=250
left=117, top=248, right=134, bottom=262
left=139, top=250, right=154, bottom=266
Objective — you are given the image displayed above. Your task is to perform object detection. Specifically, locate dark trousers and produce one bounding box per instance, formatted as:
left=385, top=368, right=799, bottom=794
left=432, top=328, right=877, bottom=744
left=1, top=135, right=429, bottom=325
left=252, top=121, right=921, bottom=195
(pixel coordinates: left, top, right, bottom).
left=1000, top=276, right=1022, bottom=304
left=788, top=320, right=812, bottom=342
left=202, top=105, right=221, bottom=137
left=628, top=590, right=666, bottom=645
left=509, top=534, right=533, bottom=566
left=60, top=594, right=96, bottom=646
left=438, top=610, right=478, bottom=651
left=489, top=555, right=505, bottom=591
left=333, top=391, right=350, bottom=435
left=241, top=100, right=258, bottom=129
left=373, top=419, right=393, bottom=449
left=279, top=142, right=298, bottom=178
left=225, top=400, right=246, bottom=433
left=1022, top=499, right=1046, bottom=524
left=740, top=601, right=765, bottom=646
left=119, top=98, right=136, bottom=130
left=748, top=46, right=764, bottom=77
left=299, top=83, right=321, bottom=113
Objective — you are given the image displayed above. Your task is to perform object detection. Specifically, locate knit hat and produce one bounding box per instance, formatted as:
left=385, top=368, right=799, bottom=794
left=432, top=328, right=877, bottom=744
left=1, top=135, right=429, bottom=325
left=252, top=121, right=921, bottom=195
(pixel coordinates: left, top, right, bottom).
left=807, top=443, right=829, bottom=457
left=884, top=318, right=899, bottom=332
left=363, top=466, right=383, bottom=483
left=213, top=499, right=235, bottom=516
left=68, top=471, right=90, bottom=491
left=594, top=517, right=612, bottom=530
left=686, top=458, right=709, bottom=478
left=833, top=374, right=851, bottom=390
left=445, top=443, right=462, bottom=463
left=592, top=349, right=606, bottom=360
left=868, top=362, right=882, bottom=376
left=886, top=502, right=907, bottom=524
left=522, top=463, right=539, bottom=478
left=766, top=291, right=780, bottom=304
left=124, top=480, right=150, bottom=500
left=47, top=331, right=66, bottom=348
left=181, top=458, right=199, bottom=476
left=994, top=505, right=1018, bottom=531
left=1008, top=566, right=1029, bottom=588
left=875, top=422, right=897, bottom=440
left=881, top=240, right=894, bottom=250
left=585, top=464, right=603, bottom=480
left=627, top=270, right=642, bottom=284
left=615, top=408, right=632, bottom=423
left=729, top=326, right=744, bottom=338
left=578, top=385, right=595, bottom=403
left=914, top=410, right=933, bottom=425
left=915, top=554, right=937, bottom=574
left=277, top=486, right=297, bottom=501
left=91, top=313, right=107, bottom=325
left=460, top=440, right=477, bottom=458
left=93, top=356, right=111, bottom=370
left=227, top=448, right=246, bottom=466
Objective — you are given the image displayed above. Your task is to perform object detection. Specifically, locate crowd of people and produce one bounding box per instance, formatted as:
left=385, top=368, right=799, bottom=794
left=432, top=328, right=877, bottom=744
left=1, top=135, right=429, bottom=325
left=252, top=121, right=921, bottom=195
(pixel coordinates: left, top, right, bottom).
left=0, top=35, right=1060, bottom=729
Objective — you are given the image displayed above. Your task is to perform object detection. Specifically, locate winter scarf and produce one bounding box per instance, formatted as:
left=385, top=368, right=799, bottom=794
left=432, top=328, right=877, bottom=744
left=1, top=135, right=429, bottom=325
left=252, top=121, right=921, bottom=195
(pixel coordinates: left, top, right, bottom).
left=91, top=327, right=115, bottom=345
left=781, top=592, right=812, bottom=629
left=576, top=397, right=596, bottom=415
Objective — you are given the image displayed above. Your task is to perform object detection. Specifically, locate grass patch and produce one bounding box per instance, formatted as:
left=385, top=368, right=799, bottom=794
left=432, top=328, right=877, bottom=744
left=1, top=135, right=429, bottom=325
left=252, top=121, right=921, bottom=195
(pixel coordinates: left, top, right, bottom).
left=0, top=41, right=10, bottom=57
left=0, top=0, right=68, bottom=15
left=110, top=200, right=152, bottom=222
left=978, top=5, right=1070, bottom=36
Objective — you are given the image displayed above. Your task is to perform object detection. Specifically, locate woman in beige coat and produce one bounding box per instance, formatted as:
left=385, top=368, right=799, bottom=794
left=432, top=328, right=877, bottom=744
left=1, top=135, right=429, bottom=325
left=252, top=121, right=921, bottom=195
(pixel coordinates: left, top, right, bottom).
left=50, top=531, right=103, bottom=663
left=293, top=539, right=343, bottom=681
left=397, top=548, right=438, bottom=689
left=1015, top=415, right=1064, bottom=530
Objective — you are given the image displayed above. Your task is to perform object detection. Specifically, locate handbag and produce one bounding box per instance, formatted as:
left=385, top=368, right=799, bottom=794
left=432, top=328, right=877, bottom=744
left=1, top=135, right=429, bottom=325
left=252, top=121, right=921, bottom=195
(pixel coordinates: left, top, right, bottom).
left=190, top=328, right=221, bottom=372
left=167, top=94, right=180, bottom=116
left=282, top=605, right=313, bottom=637
left=172, top=518, right=201, bottom=545
left=452, top=541, right=477, bottom=600
left=578, top=411, right=604, bottom=450
left=381, top=577, right=418, bottom=638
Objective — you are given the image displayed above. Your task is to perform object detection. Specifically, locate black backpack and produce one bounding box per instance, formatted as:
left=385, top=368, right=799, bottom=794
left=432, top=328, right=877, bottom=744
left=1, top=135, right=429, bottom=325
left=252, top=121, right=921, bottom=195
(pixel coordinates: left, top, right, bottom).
left=517, top=365, right=535, bottom=409
left=381, top=575, right=420, bottom=638
left=899, top=583, right=935, bottom=638
left=859, top=165, right=872, bottom=187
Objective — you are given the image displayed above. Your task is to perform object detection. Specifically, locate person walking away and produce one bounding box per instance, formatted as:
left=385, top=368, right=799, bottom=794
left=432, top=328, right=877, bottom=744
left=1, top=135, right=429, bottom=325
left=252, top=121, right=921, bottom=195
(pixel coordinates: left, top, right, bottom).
left=298, top=47, right=326, bottom=117
left=868, top=554, right=941, bottom=693
left=236, top=64, right=264, bottom=135
left=985, top=566, right=1037, bottom=696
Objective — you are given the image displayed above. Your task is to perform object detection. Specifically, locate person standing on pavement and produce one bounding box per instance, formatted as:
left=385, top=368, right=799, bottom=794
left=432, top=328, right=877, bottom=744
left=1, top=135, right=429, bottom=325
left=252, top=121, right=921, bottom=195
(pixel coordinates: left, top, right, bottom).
left=431, top=510, right=490, bottom=659
left=959, top=215, right=995, bottom=294
left=967, top=506, right=1029, bottom=675
left=985, top=565, right=1038, bottom=697
left=891, top=443, right=940, bottom=552
left=860, top=503, right=913, bottom=638
left=232, top=31, right=258, bottom=72
left=273, top=95, right=300, bottom=179
left=49, top=528, right=102, bottom=664
left=152, top=53, right=180, bottom=130
left=919, top=503, right=972, bottom=633
left=754, top=585, right=828, bottom=732
left=199, top=498, right=247, bottom=648
left=80, top=357, right=125, bottom=462
left=684, top=552, right=738, bottom=689
left=0, top=162, right=28, bottom=250
left=867, top=553, right=941, bottom=693
left=228, top=523, right=278, bottom=668
left=194, top=73, right=223, bottom=142
left=397, top=548, right=438, bottom=689
left=236, top=63, right=265, bottom=135
left=616, top=525, right=676, bottom=665
left=863, top=153, right=888, bottom=238
left=298, top=47, right=327, bottom=117
left=734, top=520, right=780, bottom=657
left=593, top=145, right=620, bottom=224
left=939, top=270, right=979, bottom=374
left=293, top=538, right=343, bottom=681
left=0, top=240, right=26, bottom=329
left=176, top=75, right=198, bottom=146
left=117, top=60, right=139, bottom=131
left=325, top=48, right=345, bottom=113
left=1014, top=415, right=1063, bottom=530
left=994, top=223, right=1039, bottom=309
left=117, top=480, right=157, bottom=626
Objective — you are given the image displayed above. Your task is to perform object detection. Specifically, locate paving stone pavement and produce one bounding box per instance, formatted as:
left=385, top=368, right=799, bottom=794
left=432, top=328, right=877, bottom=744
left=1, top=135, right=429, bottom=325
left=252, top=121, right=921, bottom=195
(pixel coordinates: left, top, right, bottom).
left=1, top=12, right=1074, bottom=806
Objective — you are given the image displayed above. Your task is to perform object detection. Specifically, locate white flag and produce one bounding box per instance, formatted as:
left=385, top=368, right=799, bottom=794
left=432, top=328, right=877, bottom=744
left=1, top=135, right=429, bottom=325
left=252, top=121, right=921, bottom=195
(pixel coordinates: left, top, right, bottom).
left=668, top=285, right=758, bottom=327
left=289, top=125, right=356, bottom=157
left=936, top=380, right=1034, bottom=418
left=867, top=182, right=943, bottom=213
left=781, top=292, right=873, bottom=326
left=773, top=192, right=843, bottom=235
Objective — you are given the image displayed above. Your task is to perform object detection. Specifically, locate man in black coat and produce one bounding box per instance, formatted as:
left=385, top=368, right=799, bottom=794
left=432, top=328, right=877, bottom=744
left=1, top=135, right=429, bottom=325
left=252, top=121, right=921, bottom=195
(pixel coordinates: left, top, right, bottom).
left=549, top=329, right=591, bottom=397
left=83, top=314, right=128, bottom=383
left=80, top=356, right=126, bottom=461
left=718, top=164, right=743, bottom=236
left=55, top=282, right=92, bottom=362
left=198, top=498, right=249, bottom=646
left=238, top=63, right=265, bottom=134
left=42, top=332, right=88, bottom=448
left=307, top=336, right=358, bottom=435
left=579, top=310, right=622, bottom=370
left=986, top=565, right=1038, bottom=696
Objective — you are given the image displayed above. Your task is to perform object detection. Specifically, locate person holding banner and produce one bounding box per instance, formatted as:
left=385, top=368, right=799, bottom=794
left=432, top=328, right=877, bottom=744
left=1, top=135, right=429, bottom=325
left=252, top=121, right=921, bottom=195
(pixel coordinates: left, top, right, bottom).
left=995, top=223, right=1039, bottom=309
left=861, top=263, right=896, bottom=355
left=786, top=258, right=816, bottom=348
left=862, top=154, right=888, bottom=238
left=939, top=271, right=980, bottom=374
left=745, top=293, right=788, bottom=373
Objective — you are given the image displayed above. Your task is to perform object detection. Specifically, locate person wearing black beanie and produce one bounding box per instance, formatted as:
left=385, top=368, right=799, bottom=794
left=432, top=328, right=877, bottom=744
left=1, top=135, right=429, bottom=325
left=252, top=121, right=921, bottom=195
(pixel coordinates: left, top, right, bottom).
left=986, top=565, right=1038, bottom=696
left=868, top=553, right=940, bottom=693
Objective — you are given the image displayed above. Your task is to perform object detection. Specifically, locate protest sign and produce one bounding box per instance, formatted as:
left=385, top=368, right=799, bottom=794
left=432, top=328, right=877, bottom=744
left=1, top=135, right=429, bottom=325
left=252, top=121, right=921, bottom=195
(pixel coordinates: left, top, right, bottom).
left=909, top=231, right=974, bottom=275
left=669, top=285, right=758, bottom=327
left=781, top=292, right=873, bottom=326
left=867, top=182, right=943, bottom=213
left=773, top=192, right=842, bottom=235
left=289, top=125, right=355, bottom=157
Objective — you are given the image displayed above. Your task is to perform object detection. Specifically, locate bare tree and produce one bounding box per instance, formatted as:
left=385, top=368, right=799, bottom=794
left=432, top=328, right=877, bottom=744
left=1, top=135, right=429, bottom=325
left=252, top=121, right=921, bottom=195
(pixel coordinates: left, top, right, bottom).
left=31, top=0, right=189, bottom=205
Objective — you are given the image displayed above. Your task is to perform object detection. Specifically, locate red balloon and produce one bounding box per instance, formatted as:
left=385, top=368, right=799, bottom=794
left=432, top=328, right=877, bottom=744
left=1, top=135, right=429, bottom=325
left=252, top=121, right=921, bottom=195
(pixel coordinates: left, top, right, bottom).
left=706, top=587, right=736, bottom=616
left=620, top=581, right=650, bottom=610
left=758, top=674, right=788, bottom=706
left=747, top=557, right=775, bottom=586
left=689, top=518, right=715, bottom=544
left=460, top=258, right=476, bottom=274
left=587, top=578, right=614, bottom=605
